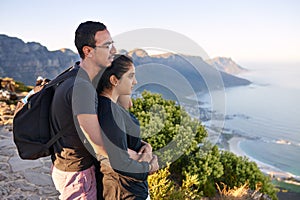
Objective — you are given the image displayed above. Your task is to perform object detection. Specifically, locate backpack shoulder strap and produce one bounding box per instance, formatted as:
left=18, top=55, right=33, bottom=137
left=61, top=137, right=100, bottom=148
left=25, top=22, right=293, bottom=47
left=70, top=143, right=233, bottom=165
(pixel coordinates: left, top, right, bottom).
left=46, top=65, right=79, bottom=89
left=46, top=129, right=64, bottom=148
left=43, top=65, right=80, bottom=147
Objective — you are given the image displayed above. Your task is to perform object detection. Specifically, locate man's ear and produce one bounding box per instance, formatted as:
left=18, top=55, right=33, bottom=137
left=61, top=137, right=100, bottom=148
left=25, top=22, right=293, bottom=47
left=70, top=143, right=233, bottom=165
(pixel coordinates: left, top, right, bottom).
left=83, top=46, right=93, bottom=58
left=109, top=75, right=119, bottom=86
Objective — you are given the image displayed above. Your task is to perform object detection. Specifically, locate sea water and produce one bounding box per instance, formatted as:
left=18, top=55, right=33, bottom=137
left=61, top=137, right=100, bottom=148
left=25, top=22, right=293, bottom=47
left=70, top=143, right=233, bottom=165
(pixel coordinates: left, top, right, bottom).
left=198, top=62, right=300, bottom=177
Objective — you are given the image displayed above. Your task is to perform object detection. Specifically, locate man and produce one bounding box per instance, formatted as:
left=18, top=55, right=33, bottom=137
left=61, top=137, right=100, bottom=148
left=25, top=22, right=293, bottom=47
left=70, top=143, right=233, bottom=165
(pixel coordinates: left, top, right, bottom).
left=50, top=21, right=116, bottom=199
left=35, top=76, right=44, bottom=86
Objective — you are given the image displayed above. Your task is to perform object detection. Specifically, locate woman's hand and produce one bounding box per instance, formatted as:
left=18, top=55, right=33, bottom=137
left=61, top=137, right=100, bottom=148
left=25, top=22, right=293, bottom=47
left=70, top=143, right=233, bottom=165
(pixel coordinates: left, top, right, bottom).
left=137, top=141, right=153, bottom=162
left=128, top=148, right=140, bottom=160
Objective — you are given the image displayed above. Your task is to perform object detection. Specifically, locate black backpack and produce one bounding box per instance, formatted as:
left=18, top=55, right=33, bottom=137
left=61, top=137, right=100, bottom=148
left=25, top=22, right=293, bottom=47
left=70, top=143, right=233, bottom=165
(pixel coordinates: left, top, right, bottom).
left=13, top=66, right=79, bottom=160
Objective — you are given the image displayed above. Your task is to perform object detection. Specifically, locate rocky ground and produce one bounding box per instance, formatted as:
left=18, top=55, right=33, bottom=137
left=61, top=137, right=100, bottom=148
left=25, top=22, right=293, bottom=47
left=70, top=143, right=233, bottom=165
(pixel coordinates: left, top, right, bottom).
left=0, top=101, right=59, bottom=199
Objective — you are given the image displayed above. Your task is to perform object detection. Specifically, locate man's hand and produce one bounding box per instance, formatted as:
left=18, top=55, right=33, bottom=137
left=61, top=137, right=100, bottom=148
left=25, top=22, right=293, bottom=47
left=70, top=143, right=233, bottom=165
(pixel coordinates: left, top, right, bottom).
left=149, top=155, right=159, bottom=175
left=138, top=141, right=152, bottom=154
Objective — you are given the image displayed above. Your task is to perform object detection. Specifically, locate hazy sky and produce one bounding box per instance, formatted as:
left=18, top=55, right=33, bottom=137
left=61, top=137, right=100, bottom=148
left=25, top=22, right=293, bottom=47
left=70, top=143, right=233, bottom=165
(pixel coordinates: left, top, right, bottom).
left=1, top=0, right=299, bottom=63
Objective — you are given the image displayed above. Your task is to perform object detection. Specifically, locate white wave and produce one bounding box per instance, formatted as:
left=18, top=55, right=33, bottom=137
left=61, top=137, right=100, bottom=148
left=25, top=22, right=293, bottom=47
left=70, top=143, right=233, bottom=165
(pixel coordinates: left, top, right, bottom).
left=275, top=139, right=291, bottom=145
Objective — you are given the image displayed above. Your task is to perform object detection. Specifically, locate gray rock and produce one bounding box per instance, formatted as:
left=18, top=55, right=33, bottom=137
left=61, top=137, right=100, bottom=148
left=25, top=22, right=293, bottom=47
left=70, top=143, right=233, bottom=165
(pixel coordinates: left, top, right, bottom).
left=0, top=171, right=7, bottom=181
left=0, top=162, right=10, bottom=172
left=6, top=193, right=27, bottom=200
left=9, top=155, right=43, bottom=172
left=13, top=180, right=37, bottom=192
left=0, top=148, right=16, bottom=157
left=0, top=138, right=14, bottom=148
left=0, top=127, right=58, bottom=199
left=23, top=171, right=53, bottom=186
left=0, top=184, right=9, bottom=196
left=40, top=157, right=52, bottom=169
left=38, top=186, right=59, bottom=196
left=26, top=195, right=40, bottom=200
left=0, top=155, right=9, bottom=162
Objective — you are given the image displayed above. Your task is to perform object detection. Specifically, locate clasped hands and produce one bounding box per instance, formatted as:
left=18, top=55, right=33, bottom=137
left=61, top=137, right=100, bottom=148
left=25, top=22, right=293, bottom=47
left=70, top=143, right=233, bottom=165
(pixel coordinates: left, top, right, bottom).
left=128, top=141, right=159, bottom=175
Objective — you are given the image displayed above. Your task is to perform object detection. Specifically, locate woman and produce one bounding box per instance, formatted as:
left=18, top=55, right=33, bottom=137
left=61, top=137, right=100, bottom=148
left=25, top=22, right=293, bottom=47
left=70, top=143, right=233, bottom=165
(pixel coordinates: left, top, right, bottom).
left=96, top=55, right=158, bottom=199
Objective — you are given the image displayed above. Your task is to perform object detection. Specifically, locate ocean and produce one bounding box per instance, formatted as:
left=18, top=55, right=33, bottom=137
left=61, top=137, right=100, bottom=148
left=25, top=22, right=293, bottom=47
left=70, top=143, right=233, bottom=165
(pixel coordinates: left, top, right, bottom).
left=198, top=62, right=300, bottom=177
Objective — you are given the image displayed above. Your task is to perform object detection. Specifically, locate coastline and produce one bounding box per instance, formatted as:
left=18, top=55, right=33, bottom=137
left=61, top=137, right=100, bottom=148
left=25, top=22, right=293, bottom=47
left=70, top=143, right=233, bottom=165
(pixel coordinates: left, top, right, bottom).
left=228, top=136, right=300, bottom=183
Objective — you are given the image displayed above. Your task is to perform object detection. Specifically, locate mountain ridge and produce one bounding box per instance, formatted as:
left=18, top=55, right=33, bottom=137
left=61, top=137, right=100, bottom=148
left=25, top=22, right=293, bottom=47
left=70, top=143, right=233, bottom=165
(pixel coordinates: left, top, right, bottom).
left=0, top=34, right=79, bottom=85
left=206, top=57, right=248, bottom=75
left=0, top=35, right=250, bottom=93
left=126, top=49, right=250, bottom=98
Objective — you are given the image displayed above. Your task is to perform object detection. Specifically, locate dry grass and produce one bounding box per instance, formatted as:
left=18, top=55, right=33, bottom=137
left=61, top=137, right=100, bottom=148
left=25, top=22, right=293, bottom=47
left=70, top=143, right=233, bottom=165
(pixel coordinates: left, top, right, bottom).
left=214, top=182, right=263, bottom=200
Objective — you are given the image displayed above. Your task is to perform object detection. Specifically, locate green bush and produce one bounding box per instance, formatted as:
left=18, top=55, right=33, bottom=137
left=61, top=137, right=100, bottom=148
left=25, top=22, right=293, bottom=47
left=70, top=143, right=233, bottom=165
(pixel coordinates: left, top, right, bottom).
left=130, top=91, right=207, bottom=168
left=14, top=81, right=32, bottom=92
left=131, top=91, right=278, bottom=199
left=217, top=151, right=278, bottom=200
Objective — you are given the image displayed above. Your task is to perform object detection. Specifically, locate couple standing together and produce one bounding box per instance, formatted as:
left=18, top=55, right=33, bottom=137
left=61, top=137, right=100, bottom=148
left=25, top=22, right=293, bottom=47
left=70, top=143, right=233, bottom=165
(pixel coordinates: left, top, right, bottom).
left=50, top=21, right=159, bottom=199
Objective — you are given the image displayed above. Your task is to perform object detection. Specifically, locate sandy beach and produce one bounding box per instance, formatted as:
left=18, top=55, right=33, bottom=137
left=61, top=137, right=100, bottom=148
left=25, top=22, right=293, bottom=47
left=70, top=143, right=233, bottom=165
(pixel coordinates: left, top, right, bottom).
left=228, top=136, right=299, bottom=180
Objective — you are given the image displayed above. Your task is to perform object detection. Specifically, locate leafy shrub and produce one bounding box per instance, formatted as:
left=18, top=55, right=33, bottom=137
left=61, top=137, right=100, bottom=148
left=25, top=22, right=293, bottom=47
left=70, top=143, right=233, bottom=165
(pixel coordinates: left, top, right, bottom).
left=217, top=151, right=278, bottom=200
left=14, top=81, right=32, bottom=92
left=148, top=164, right=201, bottom=200
left=131, top=91, right=278, bottom=199
left=148, top=164, right=175, bottom=199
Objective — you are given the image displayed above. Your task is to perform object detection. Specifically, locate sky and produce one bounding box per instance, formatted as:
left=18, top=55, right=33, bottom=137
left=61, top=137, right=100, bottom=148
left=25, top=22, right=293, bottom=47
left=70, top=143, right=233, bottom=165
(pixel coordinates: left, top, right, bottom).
left=1, top=0, right=300, bottom=65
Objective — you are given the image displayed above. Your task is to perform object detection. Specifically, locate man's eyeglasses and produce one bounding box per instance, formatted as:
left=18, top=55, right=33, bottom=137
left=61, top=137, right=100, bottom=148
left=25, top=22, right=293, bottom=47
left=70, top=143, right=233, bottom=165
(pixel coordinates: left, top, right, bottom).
left=94, top=42, right=114, bottom=51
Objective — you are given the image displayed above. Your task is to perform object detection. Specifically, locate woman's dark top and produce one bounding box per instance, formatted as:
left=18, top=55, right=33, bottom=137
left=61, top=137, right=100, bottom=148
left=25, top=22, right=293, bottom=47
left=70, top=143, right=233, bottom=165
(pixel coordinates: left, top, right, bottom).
left=97, top=95, right=149, bottom=199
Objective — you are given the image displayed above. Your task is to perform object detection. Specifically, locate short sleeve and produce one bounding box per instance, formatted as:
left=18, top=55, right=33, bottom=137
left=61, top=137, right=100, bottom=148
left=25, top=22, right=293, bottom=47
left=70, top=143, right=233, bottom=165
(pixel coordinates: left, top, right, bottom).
left=72, top=78, right=98, bottom=116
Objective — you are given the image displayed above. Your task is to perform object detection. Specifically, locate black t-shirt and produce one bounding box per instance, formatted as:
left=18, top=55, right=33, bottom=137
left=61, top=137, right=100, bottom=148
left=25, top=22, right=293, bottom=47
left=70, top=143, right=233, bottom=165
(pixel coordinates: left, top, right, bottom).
left=125, top=112, right=142, bottom=152
left=50, top=63, right=97, bottom=172
left=98, top=96, right=149, bottom=199
left=121, top=111, right=149, bottom=200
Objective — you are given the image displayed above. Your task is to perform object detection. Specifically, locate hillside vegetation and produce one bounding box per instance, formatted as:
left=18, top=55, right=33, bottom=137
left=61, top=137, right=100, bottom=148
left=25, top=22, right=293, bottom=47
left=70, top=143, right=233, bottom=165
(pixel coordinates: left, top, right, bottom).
left=130, top=91, right=278, bottom=200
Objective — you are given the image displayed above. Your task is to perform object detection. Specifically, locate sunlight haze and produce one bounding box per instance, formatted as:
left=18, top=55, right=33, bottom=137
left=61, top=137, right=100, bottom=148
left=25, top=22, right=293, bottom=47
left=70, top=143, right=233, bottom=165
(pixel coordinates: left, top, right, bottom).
left=1, top=0, right=299, bottom=63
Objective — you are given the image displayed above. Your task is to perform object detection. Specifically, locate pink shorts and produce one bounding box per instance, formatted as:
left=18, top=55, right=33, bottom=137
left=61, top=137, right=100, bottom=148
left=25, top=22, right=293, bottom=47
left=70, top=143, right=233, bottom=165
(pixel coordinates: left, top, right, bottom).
left=51, top=165, right=97, bottom=200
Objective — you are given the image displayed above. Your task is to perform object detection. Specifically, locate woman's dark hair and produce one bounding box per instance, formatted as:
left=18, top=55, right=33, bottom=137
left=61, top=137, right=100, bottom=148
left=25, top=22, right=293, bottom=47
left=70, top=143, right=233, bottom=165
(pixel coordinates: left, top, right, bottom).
left=96, top=55, right=133, bottom=93
left=75, top=21, right=107, bottom=59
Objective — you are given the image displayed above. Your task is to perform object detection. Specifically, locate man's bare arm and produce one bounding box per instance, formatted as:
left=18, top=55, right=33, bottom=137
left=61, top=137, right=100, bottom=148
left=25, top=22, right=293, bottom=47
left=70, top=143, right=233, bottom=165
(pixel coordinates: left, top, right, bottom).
left=77, top=114, right=107, bottom=158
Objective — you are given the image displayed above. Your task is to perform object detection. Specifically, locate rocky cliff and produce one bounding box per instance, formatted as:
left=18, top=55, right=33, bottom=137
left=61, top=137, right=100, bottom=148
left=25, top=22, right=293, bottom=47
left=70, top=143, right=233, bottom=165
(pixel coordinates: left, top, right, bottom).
left=0, top=34, right=79, bottom=85
left=206, top=57, right=248, bottom=75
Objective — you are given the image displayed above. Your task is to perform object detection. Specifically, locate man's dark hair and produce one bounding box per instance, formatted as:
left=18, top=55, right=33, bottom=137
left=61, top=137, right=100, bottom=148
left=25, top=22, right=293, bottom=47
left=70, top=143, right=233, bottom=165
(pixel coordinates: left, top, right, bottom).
left=75, top=21, right=107, bottom=59
left=96, top=55, right=133, bottom=93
